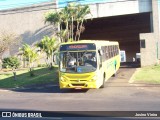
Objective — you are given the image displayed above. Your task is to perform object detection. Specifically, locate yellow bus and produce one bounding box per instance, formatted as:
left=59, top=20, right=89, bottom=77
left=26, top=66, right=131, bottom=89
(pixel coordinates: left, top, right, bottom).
left=58, top=40, right=120, bottom=89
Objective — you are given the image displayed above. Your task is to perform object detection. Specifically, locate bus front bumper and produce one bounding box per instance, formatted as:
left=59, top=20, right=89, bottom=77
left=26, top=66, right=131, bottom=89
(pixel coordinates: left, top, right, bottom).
left=59, top=81, right=98, bottom=89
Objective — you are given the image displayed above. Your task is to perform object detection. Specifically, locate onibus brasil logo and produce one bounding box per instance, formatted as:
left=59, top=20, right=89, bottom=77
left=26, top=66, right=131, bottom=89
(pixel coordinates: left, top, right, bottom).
left=1, top=112, right=42, bottom=118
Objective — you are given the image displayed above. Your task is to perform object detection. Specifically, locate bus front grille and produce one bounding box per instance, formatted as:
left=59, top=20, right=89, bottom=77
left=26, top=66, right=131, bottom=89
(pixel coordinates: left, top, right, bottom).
left=70, top=80, right=87, bottom=82
left=72, top=84, right=85, bottom=86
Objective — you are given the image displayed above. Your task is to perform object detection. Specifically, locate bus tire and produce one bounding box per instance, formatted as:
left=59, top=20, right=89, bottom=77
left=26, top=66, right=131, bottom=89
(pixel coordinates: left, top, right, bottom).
left=100, top=75, right=105, bottom=88
left=113, top=65, right=116, bottom=77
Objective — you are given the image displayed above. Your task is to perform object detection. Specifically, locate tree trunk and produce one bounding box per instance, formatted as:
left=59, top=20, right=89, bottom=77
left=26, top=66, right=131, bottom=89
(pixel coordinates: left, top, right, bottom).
left=58, top=23, right=63, bottom=43
left=57, top=23, right=61, bottom=43
left=71, top=16, right=74, bottom=41
left=69, top=24, right=72, bottom=41
left=66, top=22, right=69, bottom=41
left=51, top=52, right=54, bottom=66
left=75, top=22, right=80, bottom=41
left=28, top=56, right=34, bottom=77
left=12, top=68, right=17, bottom=81
left=28, top=55, right=31, bottom=70
left=78, top=20, right=84, bottom=41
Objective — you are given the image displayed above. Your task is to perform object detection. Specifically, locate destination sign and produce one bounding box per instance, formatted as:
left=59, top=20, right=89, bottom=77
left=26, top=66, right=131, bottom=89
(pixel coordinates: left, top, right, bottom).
left=60, top=43, right=96, bottom=51
left=68, top=45, right=88, bottom=49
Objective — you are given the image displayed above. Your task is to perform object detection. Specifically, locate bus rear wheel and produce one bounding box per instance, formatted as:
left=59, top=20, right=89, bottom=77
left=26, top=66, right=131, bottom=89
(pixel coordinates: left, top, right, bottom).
left=113, top=65, right=117, bottom=77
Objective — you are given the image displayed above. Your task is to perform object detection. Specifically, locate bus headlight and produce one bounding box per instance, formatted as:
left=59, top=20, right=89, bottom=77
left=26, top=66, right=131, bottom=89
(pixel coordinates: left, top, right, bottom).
left=61, top=77, right=66, bottom=82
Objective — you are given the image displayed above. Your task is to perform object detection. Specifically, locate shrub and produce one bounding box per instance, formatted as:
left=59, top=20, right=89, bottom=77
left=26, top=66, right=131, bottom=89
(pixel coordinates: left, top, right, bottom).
left=37, top=64, right=47, bottom=67
left=2, top=57, right=20, bottom=69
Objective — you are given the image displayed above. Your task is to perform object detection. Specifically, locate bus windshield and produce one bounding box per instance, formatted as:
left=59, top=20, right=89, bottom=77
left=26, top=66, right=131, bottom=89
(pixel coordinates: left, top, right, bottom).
left=60, top=51, right=97, bottom=73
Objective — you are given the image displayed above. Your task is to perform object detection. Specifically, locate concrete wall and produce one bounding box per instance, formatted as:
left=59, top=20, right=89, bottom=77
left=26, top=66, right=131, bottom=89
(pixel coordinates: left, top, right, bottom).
left=140, top=33, right=157, bottom=66
left=140, top=0, right=160, bottom=66
left=0, top=1, right=57, bottom=58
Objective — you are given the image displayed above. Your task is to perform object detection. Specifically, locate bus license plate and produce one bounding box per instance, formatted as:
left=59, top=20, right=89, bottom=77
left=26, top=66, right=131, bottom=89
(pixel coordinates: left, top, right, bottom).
left=75, top=87, right=82, bottom=89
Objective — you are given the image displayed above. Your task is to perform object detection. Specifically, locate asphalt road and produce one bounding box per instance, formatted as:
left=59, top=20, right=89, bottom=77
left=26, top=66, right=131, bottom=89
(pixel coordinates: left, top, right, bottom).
left=0, top=67, right=160, bottom=119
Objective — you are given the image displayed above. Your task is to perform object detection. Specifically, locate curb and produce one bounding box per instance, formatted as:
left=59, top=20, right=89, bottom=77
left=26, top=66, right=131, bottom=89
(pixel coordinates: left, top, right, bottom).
left=128, top=68, right=140, bottom=83
left=0, top=88, right=13, bottom=92
left=0, top=84, right=58, bottom=92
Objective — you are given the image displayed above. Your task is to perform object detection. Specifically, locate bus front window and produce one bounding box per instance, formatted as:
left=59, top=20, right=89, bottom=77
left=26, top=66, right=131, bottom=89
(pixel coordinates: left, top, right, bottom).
left=60, top=51, right=97, bottom=73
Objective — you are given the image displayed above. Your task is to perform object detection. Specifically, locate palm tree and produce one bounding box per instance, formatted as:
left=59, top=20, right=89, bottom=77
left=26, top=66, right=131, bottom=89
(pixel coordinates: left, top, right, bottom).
left=36, top=36, right=59, bottom=68
left=67, top=3, right=77, bottom=41
left=76, top=5, right=91, bottom=41
left=61, top=7, right=70, bottom=40
left=20, top=44, right=38, bottom=76
left=45, top=11, right=64, bottom=42
left=44, top=2, right=91, bottom=42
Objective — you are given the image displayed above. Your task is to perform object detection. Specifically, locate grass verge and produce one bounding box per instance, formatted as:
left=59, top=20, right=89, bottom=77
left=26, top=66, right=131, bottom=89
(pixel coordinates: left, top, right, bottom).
left=130, top=65, right=160, bottom=84
left=0, top=67, right=58, bottom=88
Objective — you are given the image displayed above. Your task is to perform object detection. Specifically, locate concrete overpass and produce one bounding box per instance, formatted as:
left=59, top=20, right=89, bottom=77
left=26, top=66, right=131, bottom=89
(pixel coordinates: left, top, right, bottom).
left=77, top=0, right=159, bottom=66
left=81, top=12, right=151, bottom=62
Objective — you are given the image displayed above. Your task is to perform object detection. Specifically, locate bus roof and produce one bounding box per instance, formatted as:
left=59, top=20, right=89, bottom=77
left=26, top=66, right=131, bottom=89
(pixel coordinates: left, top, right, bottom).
left=60, top=40, right=119, bottom=46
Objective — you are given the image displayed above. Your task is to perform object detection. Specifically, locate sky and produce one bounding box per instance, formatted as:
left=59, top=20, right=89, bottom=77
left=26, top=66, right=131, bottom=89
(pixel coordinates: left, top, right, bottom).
left=0, top=0, right=52, bottom=10
left=0, top=0, right=112, bottom=10
left=58, top=0, right=112, bottom=8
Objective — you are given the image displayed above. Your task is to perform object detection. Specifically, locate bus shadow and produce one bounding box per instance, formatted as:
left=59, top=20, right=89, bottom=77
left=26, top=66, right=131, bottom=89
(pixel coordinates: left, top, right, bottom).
left=120, top=62, right=140, bottom=68
left=12, top=84, right=89, bottom=93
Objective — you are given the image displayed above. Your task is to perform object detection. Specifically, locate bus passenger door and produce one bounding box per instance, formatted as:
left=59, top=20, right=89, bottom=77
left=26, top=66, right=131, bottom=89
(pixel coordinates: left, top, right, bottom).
left=98, top=49, right=104, bottom=86
left=98, top=49, right=103, bottom=69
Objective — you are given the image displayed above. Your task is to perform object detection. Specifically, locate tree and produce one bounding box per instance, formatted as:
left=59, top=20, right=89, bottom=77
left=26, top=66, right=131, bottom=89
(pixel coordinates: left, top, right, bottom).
left=0, top=31, right=21, bottom=59
left=75, top=4, right=91, bottom=41
left=44, top=3, right=92, bottom=42
left=36, top=36, right=59, bottom=68
left=20, top=44, right=38, bottom=76
left=2, top=56, right=21, bottom=80
left=2, top=57, right=20, bottom=69
left=45, top=11, right=66, bottom=42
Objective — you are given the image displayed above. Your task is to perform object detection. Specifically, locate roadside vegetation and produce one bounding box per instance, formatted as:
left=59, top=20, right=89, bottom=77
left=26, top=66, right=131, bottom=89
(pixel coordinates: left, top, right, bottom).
left=36, top=36, right=59, bottom=69
left=130, top=65, right=160, bottom=84
left=0, top=67, right=58, bottom=88
left=0, top=2, right=91, bottom=88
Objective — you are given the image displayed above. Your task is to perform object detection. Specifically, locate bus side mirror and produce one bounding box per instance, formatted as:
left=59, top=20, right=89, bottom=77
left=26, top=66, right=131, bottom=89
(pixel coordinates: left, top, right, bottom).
left=53, top=52, right=59, bottom=65
left=98, top=49, right=103, bottom=56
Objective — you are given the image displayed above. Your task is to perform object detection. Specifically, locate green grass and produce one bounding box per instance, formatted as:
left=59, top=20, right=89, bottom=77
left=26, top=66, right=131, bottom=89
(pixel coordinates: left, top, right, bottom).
left=0, top=67, right=58, bottom=88
left=130, top=65, right=160, bottom=84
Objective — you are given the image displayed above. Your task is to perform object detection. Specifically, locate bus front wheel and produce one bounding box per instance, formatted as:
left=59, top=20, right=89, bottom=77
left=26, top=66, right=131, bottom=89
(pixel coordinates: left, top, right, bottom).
left=100, top=75, right=105, bottom=88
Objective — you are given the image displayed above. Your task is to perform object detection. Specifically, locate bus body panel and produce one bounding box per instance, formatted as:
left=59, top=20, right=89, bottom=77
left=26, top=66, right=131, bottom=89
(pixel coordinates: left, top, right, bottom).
left=59, top=71, right=99, bottom=89
left=58, top=40, right=120, bottom=89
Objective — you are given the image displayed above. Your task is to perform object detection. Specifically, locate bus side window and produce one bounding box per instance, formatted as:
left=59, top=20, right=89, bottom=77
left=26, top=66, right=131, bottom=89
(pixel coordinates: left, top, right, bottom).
left=114, top=45, right=116, bottom=56
left=106, top=46, right=109, bottom=60
left=108, top=46, right=111, bottom=58
left=113, top=45, right=115, bottom=57
left=101, top=47, right=105, bottom=62
left=112, top=45, right=114, bottom=57
left=111, top=46, right=113, bottom=57
left=116, top=45, right=118, bottom=55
